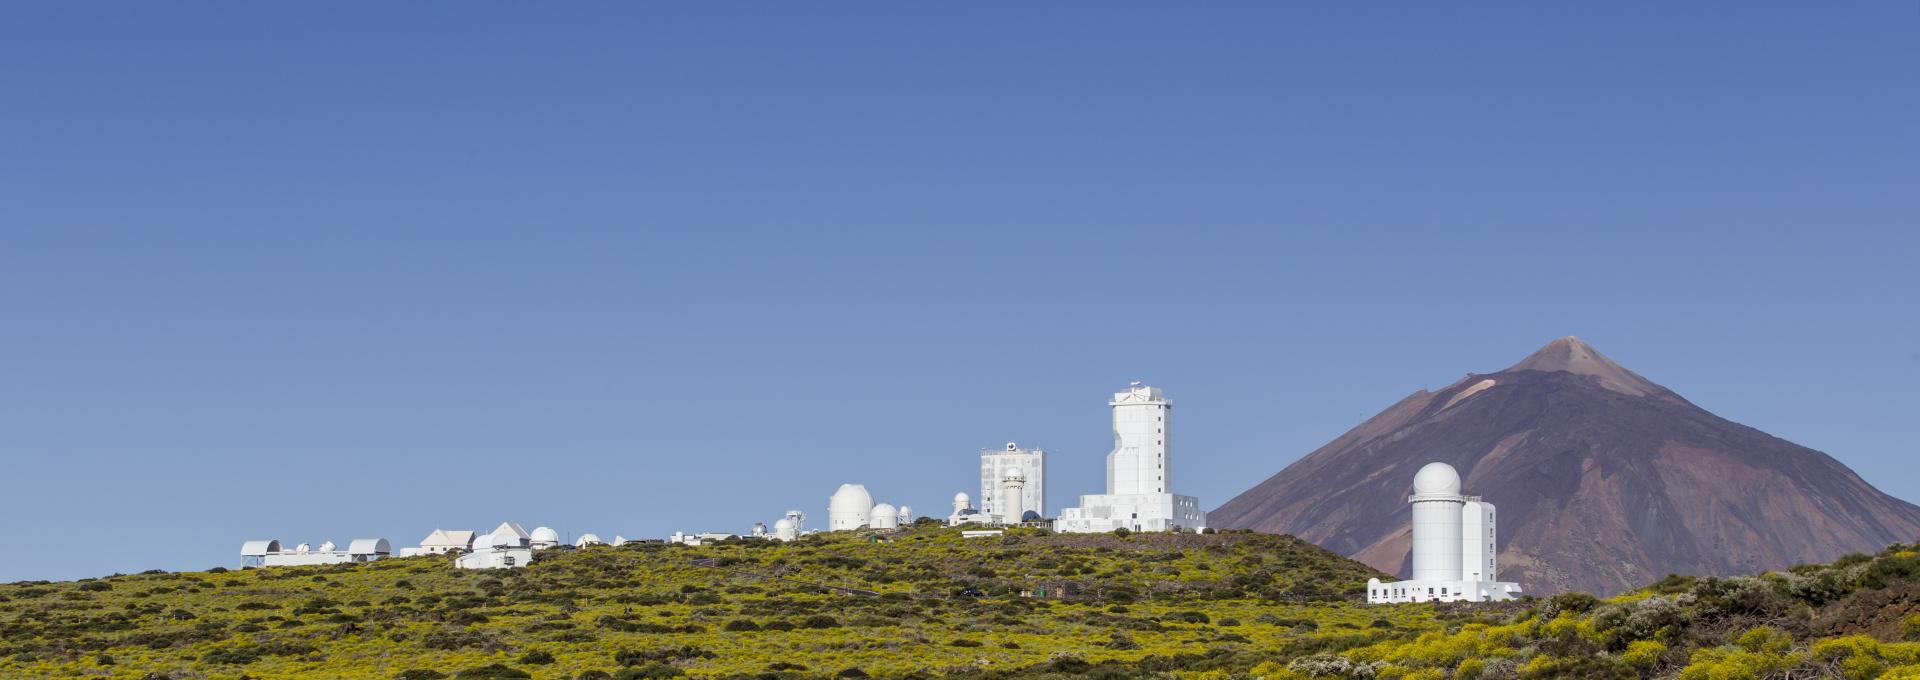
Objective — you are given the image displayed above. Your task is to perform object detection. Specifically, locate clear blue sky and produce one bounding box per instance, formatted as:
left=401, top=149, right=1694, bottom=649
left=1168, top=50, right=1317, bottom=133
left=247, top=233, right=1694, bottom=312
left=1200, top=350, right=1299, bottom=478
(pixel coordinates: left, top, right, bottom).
left=2, top=4, right=1914, bottom=581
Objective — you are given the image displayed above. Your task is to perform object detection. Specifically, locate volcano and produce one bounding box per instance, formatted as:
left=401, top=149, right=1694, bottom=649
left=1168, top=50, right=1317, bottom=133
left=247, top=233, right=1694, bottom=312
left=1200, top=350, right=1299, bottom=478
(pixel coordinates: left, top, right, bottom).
left=1209, top=337, right=1920, bottom=596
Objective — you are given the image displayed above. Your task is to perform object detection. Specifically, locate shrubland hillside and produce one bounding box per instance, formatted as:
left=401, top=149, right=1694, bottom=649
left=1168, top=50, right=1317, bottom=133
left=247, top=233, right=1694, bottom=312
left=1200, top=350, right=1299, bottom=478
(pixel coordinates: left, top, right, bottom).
left=1, top=525, right=1916, bottom=680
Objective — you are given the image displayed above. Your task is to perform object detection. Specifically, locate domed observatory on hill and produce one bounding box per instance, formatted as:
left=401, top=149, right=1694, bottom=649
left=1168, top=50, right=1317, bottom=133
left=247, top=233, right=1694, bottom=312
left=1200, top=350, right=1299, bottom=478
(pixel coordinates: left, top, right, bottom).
left=828, top=483, right=874, bottom=531
left=946, top=492, right=979, bottom=525
left=1055, top=383, right=1208, bottom=533
left=1366, top=463, right=1523, bottom=603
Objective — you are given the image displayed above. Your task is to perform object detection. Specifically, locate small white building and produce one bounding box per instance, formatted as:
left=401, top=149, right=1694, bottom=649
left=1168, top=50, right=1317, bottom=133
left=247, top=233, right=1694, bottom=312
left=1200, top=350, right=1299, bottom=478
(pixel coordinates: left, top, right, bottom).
left=406, top=529, right=477, bottom=556
left=1366, top=463, right=1523, bottom=603
left=575, top=533, right=605, bottom=548
left=241, top=538, right=389, bottom=567
left=669, top=531, right=738, bottom=546
left=529, top=527, right=561, bottom=550
left=947, top=492, right=980, bottom=526
left=1055, top=384, right=1207, bottom=533
left=456, top=524, right=535, bottom=570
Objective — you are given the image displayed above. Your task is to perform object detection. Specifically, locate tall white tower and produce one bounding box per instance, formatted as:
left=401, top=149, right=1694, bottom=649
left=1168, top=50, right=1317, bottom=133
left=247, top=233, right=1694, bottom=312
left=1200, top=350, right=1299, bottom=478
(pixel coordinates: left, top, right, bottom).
left=1365, top=461, right=1520, bottom=603
left=980, top=442, right=1046, bottom=520
left=1408, top=462, right=1466, bottom=582
left=1000, top=468, right=1027, bottom=524
left=1107, top=382, right=1170, bottom=495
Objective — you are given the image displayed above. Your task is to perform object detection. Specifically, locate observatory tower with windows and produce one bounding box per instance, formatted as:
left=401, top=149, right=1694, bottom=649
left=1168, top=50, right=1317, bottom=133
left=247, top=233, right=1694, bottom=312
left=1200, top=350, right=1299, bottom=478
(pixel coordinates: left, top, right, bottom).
left=979, top=442, right=1046, bottom=524
left=1054, top=383, right=1207, bottom=533
left=1366, top=462, right=1523, bottom=603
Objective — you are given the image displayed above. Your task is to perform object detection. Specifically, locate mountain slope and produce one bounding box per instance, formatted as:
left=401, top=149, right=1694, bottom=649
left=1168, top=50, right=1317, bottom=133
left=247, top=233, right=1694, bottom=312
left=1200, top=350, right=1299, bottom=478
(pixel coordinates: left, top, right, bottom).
left=0, top=527, right=1389, bottom=679
left=1210, top=337, right=1920, bottom=596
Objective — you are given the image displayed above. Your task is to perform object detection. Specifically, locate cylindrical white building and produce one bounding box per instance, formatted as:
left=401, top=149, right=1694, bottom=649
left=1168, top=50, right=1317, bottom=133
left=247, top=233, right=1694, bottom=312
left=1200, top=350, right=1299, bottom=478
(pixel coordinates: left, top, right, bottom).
left=897, top=505, right=912, bottom=524
left=773, top=517, right=798, bottom=541
left=952, top=492, right=970, bottom=514
left=869, top=503, right=899, bottom=529
left=828, top=483, right=875, bottom=531
left=1001, top=468, right=1027, bottom=524
left=1409, top=462, right=1465, bottom=581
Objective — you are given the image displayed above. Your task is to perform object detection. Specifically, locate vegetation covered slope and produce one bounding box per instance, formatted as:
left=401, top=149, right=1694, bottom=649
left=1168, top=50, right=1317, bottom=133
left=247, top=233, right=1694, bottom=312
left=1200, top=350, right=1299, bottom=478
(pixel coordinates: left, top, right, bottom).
left=2, top=525, right=1916, bottom=680
left=0, top=526, right=1394, bottom=679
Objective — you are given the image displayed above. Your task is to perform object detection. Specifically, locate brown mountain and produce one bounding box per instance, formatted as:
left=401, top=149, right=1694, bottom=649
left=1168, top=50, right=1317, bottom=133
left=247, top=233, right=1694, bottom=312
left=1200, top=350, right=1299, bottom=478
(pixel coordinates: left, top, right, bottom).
left=1209, top=337, right=1920, bottom=596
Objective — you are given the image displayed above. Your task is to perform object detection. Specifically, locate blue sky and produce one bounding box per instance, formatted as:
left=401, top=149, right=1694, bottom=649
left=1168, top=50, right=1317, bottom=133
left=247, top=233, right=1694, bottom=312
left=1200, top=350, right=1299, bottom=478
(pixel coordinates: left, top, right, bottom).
left=2, top=3, right=1914, bottom=581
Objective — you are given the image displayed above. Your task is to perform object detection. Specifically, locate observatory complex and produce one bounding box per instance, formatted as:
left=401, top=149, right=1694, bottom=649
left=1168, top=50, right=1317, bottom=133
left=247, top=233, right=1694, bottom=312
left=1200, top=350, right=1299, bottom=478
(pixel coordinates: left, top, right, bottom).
left=240, top=538, right=390, bottom=567
left=1366, top=462, right=1523, bottom=603
left=1055, top=383, right=1208, bottom=533
left=979, top=442, right=1046, bottom=524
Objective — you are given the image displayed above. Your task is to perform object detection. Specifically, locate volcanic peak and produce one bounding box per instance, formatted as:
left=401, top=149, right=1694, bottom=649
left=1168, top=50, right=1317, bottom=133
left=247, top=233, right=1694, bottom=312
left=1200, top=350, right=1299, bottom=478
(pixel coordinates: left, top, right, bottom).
left=1503, top=336, right=1663, bottom=397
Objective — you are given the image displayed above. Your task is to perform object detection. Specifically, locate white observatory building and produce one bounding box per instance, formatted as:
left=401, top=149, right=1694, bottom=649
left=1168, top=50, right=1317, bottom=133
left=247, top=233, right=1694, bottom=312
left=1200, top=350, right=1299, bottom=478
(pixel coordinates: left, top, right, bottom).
left=240, top=538, right=390, bottom=567
left=828, top=483, right=875, bottom=531
left=947, top=492, right=979, bottom=525
left=456, top=522, right=535, bottom=569
left=980, top=442, right=1046, bottom=523
left=1055, top=383, right=1208, bottom=533
left=1366, top=462, right=1522, bottom=603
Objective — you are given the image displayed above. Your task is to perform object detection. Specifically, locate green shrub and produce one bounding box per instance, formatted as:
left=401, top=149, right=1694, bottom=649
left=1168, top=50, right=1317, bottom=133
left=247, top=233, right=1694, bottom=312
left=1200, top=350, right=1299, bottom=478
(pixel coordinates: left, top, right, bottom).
left=519, top=650, right=555, bottom=665
left=453, top=664, right=532, bottom=679
left=395, top=671, right=449, bottom=680
left=613, top=666, right=684, bottom=680
left=1623, top=639, right=1666, bottom=667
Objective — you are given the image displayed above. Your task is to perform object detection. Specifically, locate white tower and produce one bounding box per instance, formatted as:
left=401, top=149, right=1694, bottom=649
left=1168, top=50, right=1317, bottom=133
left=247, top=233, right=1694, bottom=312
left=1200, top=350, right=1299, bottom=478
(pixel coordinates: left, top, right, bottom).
left=1409, top=462, right=1466, bottom=582
left=981, top=442, right=1046, bottom=521
left=1462, top=500, right=1497, bottom=581
left=897, top=505, right=912, bottom=525
left=951, top=492, right=970, bottom=515
left=1107, top=383, right=1170, bottom=495
left=1054, top=383, right=1206, bottom=533
left=773, top=517, right=798, bottom=541
left=1365, top=461, right=1520, bottom=603
left=1000, top=468, right=1027, bottom=524
left=828, top=484, right=875, bottom=531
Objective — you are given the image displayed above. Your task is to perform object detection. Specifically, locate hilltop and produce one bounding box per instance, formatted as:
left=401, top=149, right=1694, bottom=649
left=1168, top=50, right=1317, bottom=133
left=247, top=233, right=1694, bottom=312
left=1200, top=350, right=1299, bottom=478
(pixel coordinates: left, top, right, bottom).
left=3, top=526, right=1918, bottom=679
left=0, top=526, right=1390, bottom=679
left=1212, top=337, right=1920, bottom=596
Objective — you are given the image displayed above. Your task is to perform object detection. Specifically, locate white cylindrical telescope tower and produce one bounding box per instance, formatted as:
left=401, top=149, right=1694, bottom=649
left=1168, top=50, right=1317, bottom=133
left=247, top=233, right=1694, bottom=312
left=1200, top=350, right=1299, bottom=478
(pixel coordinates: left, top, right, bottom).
left=1408, top=462, right=1465, bottom=582
left=828, top=484, right=875, bottom=531
left=1001, top=468, right=1027, bottom=524
left=952, top=492, right=970, bottom=513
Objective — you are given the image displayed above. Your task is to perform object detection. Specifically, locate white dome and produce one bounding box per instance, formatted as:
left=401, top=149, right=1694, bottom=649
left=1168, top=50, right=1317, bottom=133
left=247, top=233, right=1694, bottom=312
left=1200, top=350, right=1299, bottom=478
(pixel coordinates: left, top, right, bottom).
left=954, top=491, right=970, bottom=503
left=530, top=527, right=559, bottom=544
left=1412, top=462, right=1462, bottom=496
left=773, top=518, right=796, bottom=530
left=828, top=483, right=875, bottom=531
left=318, top=541, right=336, bottom=552
left=575, top=533, right=604, bottom=547
left=868, top=503, right=900, bottom=529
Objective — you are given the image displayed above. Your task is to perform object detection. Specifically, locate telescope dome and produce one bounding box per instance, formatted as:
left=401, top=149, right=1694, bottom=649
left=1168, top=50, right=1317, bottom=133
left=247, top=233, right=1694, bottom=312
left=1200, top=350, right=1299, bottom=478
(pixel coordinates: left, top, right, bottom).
left=1412, top=462, right=1462, bottom=495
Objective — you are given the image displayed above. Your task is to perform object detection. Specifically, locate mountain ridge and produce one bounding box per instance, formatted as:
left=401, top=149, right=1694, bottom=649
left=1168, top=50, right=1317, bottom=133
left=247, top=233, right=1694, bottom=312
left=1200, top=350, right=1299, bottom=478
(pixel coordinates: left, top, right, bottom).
left=1210, top=337, right=1920, bottom=596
